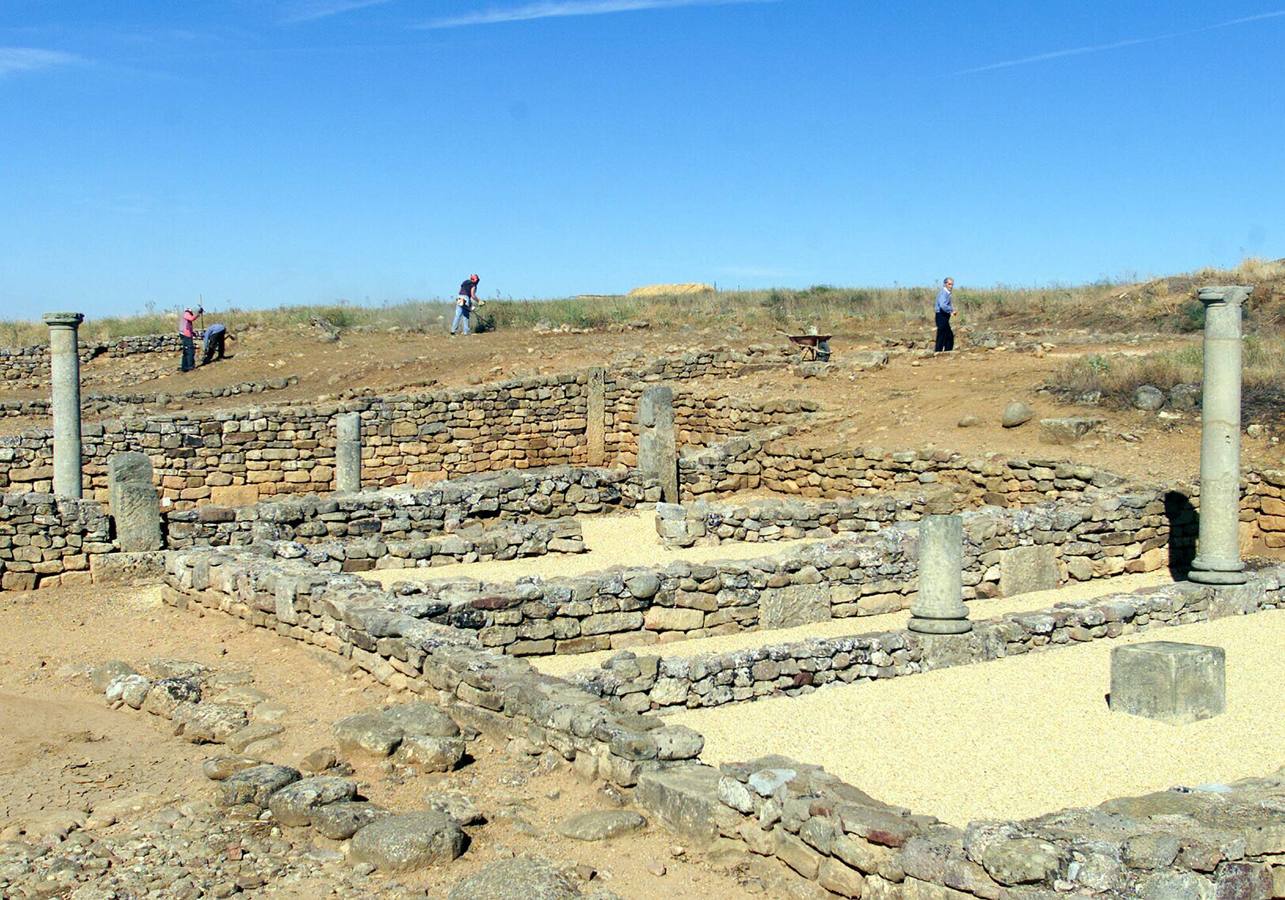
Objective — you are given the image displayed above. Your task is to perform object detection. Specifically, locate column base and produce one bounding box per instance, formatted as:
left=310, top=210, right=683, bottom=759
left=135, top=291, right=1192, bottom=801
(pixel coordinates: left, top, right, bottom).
left=908, top=617, right=973, bottom=635
left=1188, top=555, right=1247, bottom=585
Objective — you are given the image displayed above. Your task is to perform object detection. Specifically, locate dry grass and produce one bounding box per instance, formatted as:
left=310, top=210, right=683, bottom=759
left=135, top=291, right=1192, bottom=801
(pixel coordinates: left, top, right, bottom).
left=1046, top=334, right=1285, bottom=425
left=2, top=258, right=1281, bottom=348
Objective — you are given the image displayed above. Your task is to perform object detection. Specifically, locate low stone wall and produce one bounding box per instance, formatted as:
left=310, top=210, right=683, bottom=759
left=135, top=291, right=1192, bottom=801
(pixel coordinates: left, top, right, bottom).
left=0, top=350, right=811, bottom=507
left=158, top=537, right=1285, bottom=899
left=0, top=377, right=299, bottom=419
left=383, top=490, right=1193, bottom=658
left=654, top=493, right=945, bottom=548
left=665, top=712, right=1285, bottom=899
left=163, top=466, right=649, bottom=549
left=263, top=517, right=586, bottom=574
left=680, top=431, right=1285, bottom=553
left=0, top=334, right=185, bottom=387
left=579, top=573, right=1281, bottom=712
left=0, top=493, right=113, bottom=590
left=161, top=550, right=709, bottom=792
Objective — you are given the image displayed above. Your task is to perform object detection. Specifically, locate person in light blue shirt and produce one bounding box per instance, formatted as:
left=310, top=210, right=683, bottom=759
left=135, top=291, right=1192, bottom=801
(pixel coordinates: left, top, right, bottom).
left=934, top=277, right=955, bottom=353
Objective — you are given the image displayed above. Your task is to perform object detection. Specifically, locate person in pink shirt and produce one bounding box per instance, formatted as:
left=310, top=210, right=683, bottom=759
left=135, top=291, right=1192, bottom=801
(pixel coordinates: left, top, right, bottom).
left=179, top=305, right=202, bottom=372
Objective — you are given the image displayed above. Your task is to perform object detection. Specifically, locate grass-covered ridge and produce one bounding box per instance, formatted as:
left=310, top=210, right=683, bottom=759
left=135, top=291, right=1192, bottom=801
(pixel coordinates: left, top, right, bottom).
left=1, top=258, right=1281, bottom=348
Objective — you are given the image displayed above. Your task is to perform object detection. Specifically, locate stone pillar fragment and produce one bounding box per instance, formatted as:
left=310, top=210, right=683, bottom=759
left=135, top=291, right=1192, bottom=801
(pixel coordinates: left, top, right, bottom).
left=108, top=451, right=163, bottom=551
left=1110, top=641, right=1225, bottom=723
left=1189, top=285, right=1250, bottom=585
left=638, top=386, right=678, bottom=503
left=43, top=311, right=85, bottom=498
left=336, top=412, right=362, bottom=494
left=909, top=514, right=971, bottom=634
left=586, top=367, right=606, bottom=467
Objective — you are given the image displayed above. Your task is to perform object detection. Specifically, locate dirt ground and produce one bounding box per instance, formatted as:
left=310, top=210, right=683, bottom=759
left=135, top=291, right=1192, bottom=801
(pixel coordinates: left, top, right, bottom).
left=0, top=582, right=816, bottom=899
left=2, top=323, right=1280, bottom=481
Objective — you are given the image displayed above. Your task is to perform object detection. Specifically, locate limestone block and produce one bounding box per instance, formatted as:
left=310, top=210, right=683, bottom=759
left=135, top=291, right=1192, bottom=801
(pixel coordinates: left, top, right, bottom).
left=999, top=545, right=1060, bottom=597
left=1110, top=641, right=1225, bottom=723
left=760, top=583, right=830, bottom=629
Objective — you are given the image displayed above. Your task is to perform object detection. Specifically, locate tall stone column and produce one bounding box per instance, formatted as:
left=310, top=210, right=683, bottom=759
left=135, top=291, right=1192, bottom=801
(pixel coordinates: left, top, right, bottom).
left=335, top=412, right=362, bottom=493
left=1189, top=285, right=1250, bottom=585
left=586, top=367, right=606, bottom=467
left=43, top=312, right=85, bottom=499
left=638, top=386, right=678, bottom=503
left=909, top=514, right=971, bottom=634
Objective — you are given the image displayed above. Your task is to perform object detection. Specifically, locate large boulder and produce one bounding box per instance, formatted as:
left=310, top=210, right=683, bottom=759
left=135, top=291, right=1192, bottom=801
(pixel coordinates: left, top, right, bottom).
left=350, top=811, right=466, bottom=872
left=1133, top=385, right=1166, bottom=411
left=1001, top=402, right=1034, bottom=428
left=216, top=764, right=301, bottom=808
left=311, top=801, right=389, bottom=840
left=394, top=735, right=465, bottom=773
left=382, top=702, right=460, bottom=739
left=334, top=711, right=404, bottom=757
left=448, top=856, right=581, bottom=900
left=267, top=776, right=358, bottom=827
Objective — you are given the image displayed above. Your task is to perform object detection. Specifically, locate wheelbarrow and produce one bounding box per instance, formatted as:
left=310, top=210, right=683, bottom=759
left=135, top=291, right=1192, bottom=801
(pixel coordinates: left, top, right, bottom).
left=783, top=332, right=832, bottom=362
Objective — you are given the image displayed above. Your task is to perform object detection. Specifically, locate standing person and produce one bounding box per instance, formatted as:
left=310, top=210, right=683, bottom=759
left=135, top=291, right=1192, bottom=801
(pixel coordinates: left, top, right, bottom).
left=451, top=274, right=480, bottom=336
left=201, top=323, right=229, bottom=365
left=178, top=305, right=203, bottom=371
left=933, top=277, right=955, bottom=353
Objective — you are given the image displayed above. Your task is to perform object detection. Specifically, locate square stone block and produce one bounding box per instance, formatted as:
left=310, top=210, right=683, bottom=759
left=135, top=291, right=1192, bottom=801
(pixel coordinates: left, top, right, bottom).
left=1110, top=641, right=1225, bottom=723
left=999, top=545, right=1060, bottom=597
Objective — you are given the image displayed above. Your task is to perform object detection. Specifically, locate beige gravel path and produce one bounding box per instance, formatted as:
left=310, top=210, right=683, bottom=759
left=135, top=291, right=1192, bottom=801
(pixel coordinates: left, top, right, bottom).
left=672, top=610, right=1285, bottom=826
left=363, top=511, right=819, bottom=588
left=531, top=570, right=1172, bottom=678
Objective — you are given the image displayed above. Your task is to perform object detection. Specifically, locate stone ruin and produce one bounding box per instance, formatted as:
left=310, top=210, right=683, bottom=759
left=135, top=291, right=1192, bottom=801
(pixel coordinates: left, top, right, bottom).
left=4, top=295, right=1285, bottom=897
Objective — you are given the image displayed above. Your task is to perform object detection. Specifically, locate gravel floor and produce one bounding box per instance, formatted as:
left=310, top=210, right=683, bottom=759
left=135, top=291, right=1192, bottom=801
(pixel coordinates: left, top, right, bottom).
left=531, top=570, right=1173, bottom=678
left=672, top=610, right=1285, bottom=826
left=364, top=511, right=819, bottom=588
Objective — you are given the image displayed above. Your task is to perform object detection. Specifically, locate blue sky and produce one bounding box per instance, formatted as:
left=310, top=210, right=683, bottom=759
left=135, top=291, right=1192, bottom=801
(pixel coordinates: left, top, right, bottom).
left=2, top=1, right=1283, bottom=319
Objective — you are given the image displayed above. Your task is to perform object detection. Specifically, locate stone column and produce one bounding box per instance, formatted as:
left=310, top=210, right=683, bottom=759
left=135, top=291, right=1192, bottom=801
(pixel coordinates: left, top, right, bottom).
left=335, top=412, right=362, bottom=493
left=638, top=386, right=678, bottom=503
left=108, top=452, right=163, bottom=552
left=1189, top=285, right=1250, bottom=586
left=43, top=312, right=85, bottom=499
left=586, top=367, right=606, bottom=467
left=909, top=514, right=971, bottom=634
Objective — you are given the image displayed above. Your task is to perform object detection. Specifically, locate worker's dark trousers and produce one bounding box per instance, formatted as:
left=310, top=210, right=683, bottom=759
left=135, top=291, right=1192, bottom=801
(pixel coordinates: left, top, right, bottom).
left=202, top=333, right=225, bottom=365
left=180, top=335, right=195, bottom=371
left=934, top=311, right=954, bottom=353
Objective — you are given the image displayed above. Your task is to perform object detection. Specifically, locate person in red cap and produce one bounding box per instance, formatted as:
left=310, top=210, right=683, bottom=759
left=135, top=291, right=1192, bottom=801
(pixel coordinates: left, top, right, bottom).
left=451, top=274, right=482, bottom=335
left=178, top=304, right=203, bottom=371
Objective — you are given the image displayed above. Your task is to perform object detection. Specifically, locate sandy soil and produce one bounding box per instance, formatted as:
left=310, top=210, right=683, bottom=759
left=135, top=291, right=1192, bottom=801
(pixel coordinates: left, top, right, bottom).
left=531, top=570, right=1174, bottom=678
left=2, top=323, right=1279, bottom=481
left=364, top=511, right=819, bottom=589
left=673, top=610, right=1285, bottom=827
left=0, top=582, right=775, bottom=898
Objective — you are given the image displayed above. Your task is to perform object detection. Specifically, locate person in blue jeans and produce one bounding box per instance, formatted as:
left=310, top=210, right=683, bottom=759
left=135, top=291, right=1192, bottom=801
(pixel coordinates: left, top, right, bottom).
left=451, top=274, right=480, bottom=335
left=934, top=277, right=955, bottom=353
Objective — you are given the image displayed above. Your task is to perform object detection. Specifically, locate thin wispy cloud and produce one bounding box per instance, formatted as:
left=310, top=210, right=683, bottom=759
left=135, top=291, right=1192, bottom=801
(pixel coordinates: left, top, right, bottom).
left=418, top=0, right=778, bottom=30
left=955, top=9, right=1285, bottom=76
left=0, top=47, right=82, bottom=77
left=282, top=0, right=396, bottom=24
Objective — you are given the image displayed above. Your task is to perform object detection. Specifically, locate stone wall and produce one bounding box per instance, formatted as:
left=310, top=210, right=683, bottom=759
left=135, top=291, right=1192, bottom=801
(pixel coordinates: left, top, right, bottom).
left=0, top=334, right=185, bottom=387
left=654, top=493, right=946, bottom=548
left=0, top=377, right=299, bottom=419
left=681, top=431, right=1285, bottom=554
left=580, top=574, right=1281, bottom=712
left=157, top=538, right=1285, bottom=899
left=163, top=466, right=649, bottom=549
left=262, top=518, right=586, bottom=574
left=378, top=490, right=1195, bottom=658
left=0, top=352, right=811, bottom=507
left=161, top=550, right=709, bottom=792
left=0, top=493, right=114, bottom=590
